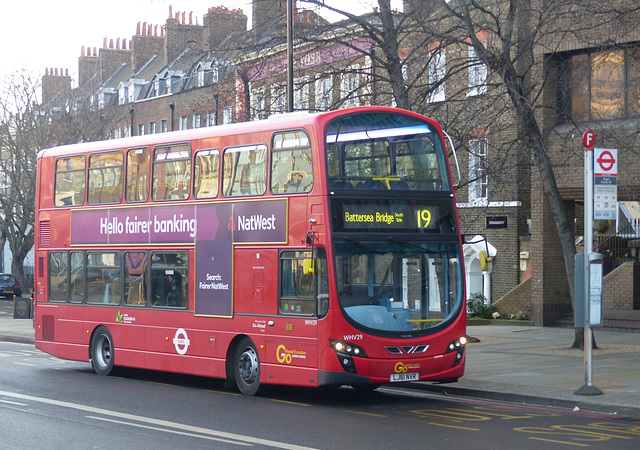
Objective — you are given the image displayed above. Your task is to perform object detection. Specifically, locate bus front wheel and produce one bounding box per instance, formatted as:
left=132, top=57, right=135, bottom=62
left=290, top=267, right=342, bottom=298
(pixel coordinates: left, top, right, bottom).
left=233, top=337, right=261, bottom=395
left=90, top=326, right=114, bottom=376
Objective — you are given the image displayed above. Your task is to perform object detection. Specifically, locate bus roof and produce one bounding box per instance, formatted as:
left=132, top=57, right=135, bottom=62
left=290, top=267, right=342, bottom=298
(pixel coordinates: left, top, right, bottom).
left=38, top=106, right=440, bottom=160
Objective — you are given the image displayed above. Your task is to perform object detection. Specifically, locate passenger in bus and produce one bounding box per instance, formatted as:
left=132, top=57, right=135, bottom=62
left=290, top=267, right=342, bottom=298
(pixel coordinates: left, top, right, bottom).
left=284, top=171, right=307, bottom=192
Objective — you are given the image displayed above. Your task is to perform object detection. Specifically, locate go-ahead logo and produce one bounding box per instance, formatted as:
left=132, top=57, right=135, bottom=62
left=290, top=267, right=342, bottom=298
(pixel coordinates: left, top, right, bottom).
left=276, top=344, right=307, bottom=364
left=394, top=362, right=420, bottom=373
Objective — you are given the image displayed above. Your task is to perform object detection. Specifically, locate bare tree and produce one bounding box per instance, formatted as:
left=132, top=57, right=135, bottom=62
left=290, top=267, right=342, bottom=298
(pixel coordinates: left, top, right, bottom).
left=0, top=70, right=41, bottom=292
left=294, top=0, right=640, bottom=347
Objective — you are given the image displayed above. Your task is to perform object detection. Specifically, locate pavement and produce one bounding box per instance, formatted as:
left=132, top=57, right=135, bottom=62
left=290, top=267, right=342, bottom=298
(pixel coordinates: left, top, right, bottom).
left=2, top=298, right=639, bottom=419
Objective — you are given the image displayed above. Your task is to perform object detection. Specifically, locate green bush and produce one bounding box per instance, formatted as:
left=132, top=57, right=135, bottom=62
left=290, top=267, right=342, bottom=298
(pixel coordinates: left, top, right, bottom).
left=466, top=293, right=497, bottom=319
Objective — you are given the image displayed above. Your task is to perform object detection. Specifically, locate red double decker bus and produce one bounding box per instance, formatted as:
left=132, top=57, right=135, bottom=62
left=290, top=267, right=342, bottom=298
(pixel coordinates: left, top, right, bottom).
left=34, top=106, right=466, bottom=395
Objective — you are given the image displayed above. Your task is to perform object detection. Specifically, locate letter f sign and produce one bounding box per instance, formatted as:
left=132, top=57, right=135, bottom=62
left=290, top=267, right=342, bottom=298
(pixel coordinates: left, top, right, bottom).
left=582, top=130, right=595, bottom=148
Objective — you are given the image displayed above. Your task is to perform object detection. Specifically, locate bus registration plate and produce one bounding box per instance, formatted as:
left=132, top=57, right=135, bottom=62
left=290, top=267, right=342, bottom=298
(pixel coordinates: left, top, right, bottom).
left=390, top=372, right=419, bottom=382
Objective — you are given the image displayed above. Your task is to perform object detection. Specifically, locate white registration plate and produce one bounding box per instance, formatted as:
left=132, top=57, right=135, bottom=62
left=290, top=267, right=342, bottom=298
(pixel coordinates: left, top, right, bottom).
left=390, top=372, right=419, bottom=382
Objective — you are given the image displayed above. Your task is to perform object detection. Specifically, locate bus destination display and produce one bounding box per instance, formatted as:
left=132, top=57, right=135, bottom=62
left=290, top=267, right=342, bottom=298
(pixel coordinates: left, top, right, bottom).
left=335, top=200, right=441, bottom=232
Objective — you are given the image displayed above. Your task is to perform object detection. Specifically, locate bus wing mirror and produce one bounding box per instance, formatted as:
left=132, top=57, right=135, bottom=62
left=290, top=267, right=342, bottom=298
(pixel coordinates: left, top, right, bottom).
left=442, top=130, right=461, bottom=188
left=303, top=259, right=315, bottom=275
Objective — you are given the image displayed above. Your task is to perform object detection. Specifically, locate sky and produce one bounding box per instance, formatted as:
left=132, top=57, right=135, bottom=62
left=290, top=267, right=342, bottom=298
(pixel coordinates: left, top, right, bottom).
left=2, top=0, right=402, bottom=86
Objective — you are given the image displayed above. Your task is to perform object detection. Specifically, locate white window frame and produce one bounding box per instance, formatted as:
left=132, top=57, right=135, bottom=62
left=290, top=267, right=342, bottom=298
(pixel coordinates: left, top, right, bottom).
left=249, top=83, right=267, bottom=120
left=193, top=114, right=201, bottom=129
left=315, top=76, right=332, bottom=111
left=294, top=77, right=309, bottom=111
left=149, top=122, right=156, bottom=134
left=428, top=49, right=446, bottom=103
left=271, top=84, right=286, bottom=114
left=161, top=119, right=168, bottom=133
left=468, top=43, right=488, bottom=97
left=223, top=106, right=233, bottom=125
left=468, top=138, right=488, bottom=204
left=179, top=116, right=188, bottom=131
left=341, top=68, right=360, bottom=108
left=207, top=111, right=216, bottom=127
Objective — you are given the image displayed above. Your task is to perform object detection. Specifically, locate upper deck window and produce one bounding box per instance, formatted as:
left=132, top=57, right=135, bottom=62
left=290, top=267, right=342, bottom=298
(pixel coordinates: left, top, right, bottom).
left=194, top=149, right=220, bottom=199
left=271, top=131, right=313, bottom=194
left=152, top=144, right=191, bottom=201
left=55, top=156, right=86, bottom=207
left=222, top=144, right=268, bottom=197
left=88, top=151, right=123, bottom=205
left=325, top=113, right=449, bottom=192
left=126, top=147, right=150, bottom=203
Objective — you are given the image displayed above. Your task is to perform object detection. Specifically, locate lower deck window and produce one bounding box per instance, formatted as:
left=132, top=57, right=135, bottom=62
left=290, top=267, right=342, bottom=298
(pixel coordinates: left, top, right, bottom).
left=150, top=252, right=189, bottom=308
left=46, top=250, right=189, bottom=309
left=279, top=248, right=328, bottom=316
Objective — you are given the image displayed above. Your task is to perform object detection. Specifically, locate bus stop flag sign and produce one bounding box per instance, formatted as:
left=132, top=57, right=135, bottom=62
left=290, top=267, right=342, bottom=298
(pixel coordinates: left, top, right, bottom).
left=593, top=148, right=618, bottom=221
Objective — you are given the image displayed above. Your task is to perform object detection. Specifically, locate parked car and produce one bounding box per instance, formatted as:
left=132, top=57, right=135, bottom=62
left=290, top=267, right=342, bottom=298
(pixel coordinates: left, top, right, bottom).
left=0, top=274, right=21, bottom=298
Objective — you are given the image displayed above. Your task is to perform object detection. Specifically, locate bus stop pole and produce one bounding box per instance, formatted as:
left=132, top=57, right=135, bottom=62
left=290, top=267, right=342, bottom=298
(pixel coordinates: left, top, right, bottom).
left=576, top=136, right=602, bottom=395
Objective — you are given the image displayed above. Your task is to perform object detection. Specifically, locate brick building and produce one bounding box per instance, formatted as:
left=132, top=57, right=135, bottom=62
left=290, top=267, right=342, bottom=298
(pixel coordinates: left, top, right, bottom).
left=39, top=0, right=640, bottom=327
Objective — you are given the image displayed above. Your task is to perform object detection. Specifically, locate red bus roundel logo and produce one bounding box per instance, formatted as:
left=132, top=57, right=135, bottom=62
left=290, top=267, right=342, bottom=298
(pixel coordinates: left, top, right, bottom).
left=596, top=150, right=615, bottom=172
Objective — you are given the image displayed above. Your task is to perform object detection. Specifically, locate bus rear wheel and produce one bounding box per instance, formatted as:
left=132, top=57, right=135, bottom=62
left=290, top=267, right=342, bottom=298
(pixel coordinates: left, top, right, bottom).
left=233, top=337, right=261, bottom=395
left=90, top=326, right=114, bottom=376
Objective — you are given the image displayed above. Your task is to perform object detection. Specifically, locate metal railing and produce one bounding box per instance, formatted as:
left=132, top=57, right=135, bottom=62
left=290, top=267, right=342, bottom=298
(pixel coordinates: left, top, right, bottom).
left=594, top=218, right=640, bottom=275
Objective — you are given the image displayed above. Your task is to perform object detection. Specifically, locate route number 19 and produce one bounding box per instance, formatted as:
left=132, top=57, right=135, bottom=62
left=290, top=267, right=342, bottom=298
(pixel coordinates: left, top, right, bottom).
left=417, top=209, right=431, bottom=228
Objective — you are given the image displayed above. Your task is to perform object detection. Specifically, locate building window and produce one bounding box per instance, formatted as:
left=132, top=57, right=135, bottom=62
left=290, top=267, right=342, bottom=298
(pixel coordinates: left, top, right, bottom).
left=137, top=123, right=145, bottom=136
left=468, top=138, right=488, bottom=204
left=294, top=77, right=309, bottom=111
left=428, top=47, right=446, bottom=103
left=341, top=69, right=360, bottom=108
left=272, top=84, right=286, bottom=114
left=193, top=114, right=201, bottom=129
left=468, top=43, right=487, bottom=97
left=207, top=111, right=216, bottom=126
left=558, top=48, right=640, bottom=122
left=149, top=122, right=156, bottom=134
left=197, top=69, right=205, bottom=88
left=161, top=119, right=168, bottom=133
left=128, top=84, right=135, bottom=103
left=222, top=107, right=232, bottom=124
left=315, top=76, right=332, bottom=111
left=250, top=84, right=267, bottom=120
left=179, top=116, right=188, bottom=130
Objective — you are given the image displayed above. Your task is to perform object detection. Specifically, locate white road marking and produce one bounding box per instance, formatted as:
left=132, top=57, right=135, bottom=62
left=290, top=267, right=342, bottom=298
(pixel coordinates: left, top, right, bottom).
left=0, top=390, right=318, bottom=449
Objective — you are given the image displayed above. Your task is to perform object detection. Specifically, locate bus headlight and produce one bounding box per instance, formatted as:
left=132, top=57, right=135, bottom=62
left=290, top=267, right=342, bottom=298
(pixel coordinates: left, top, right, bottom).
left=445, top=336, right=466, bottom=368
left=330, top=339, right=368, bottom=374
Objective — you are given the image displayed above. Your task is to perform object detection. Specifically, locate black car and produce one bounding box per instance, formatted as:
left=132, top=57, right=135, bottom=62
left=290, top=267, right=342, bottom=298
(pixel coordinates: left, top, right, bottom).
left=0, top=274, right=22, bottom=298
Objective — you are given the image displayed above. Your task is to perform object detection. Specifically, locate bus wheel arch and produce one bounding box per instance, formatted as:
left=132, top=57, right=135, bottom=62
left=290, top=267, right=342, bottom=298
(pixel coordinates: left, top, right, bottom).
left=227, top=335, right=261, bottom=396
left=89, top=325, right=115, bottom=376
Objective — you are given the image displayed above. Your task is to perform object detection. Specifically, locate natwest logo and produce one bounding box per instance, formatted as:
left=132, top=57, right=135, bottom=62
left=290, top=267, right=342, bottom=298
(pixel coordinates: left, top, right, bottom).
left=236, top=213, right=277, bottom=231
